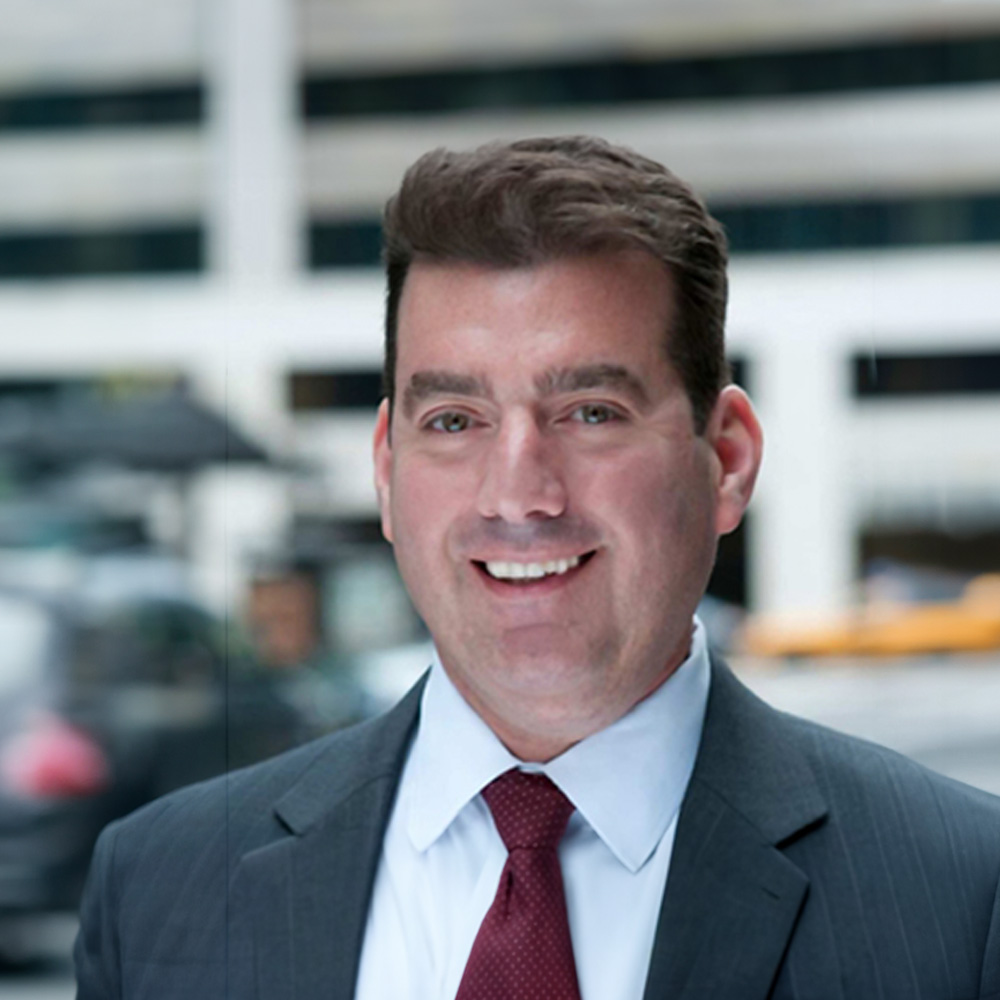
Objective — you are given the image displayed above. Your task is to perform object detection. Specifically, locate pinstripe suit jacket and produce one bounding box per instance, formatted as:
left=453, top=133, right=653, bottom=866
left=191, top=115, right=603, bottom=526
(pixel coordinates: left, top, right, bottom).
left=75, top=657, right=1000, bottom=999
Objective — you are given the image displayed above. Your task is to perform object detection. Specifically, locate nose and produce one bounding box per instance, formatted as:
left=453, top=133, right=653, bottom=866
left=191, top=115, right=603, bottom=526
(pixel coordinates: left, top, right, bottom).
left=476, top=414, right=568, bottom=523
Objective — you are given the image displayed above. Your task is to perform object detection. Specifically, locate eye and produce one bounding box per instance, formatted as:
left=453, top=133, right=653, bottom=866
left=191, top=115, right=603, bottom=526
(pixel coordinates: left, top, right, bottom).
left=572, top=403, right=617, bottom=425
left=428, top=411, right=472, bottom=433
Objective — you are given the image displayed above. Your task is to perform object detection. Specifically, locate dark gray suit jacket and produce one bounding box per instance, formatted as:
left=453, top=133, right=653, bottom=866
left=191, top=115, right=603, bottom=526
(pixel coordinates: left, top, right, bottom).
left=75, top=658, right=1000, bottom=999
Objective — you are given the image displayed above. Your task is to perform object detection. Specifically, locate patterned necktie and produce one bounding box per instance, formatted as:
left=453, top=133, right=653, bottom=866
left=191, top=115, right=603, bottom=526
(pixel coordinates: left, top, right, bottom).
left=455, top=768, right=582, bottom=1000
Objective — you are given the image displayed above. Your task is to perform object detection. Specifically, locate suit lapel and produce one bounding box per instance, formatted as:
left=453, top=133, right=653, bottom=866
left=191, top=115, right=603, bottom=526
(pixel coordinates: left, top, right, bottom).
left=642, top=780, right=811, bottom=999
left=643, top=659, right=827, bottom=1000
left=232, top=676, right=426, bottom=1000
left=228, top=657, right=827, bottom=999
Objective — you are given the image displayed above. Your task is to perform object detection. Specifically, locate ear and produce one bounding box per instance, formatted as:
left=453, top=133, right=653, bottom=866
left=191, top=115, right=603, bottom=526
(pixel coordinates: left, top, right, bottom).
left=705, top=385, right=763, bottom=536
left=372, top=398, right=394, bottom=543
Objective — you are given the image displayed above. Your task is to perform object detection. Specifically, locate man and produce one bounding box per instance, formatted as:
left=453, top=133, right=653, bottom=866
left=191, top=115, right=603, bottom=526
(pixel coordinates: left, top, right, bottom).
left=76, top=136, right=1000, bottom=999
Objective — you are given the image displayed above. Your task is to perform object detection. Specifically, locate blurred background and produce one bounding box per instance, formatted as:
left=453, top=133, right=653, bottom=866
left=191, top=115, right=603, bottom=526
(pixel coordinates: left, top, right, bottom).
left=2, top=0, right=1000, bottom=990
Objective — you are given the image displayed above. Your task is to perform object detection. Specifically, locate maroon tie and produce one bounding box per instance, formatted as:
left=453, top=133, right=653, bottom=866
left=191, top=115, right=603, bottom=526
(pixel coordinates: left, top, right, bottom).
left=455, top=769, right=582, bottom=1000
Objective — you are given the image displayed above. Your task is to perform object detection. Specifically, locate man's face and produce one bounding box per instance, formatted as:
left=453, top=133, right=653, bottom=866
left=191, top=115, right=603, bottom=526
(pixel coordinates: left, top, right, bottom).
left=374, top=251, right=759, bottom=759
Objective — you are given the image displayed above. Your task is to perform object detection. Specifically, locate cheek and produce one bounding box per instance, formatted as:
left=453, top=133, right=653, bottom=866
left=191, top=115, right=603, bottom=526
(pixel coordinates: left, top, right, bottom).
left=596, top=452, right=715, bottom=567
left=389, top=461, right=464, bottom=560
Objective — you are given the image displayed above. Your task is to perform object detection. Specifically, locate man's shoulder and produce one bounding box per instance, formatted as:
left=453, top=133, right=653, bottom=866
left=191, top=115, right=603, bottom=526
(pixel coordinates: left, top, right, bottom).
left=74, top=683, right=426, bottom=993
left=784, top=700, right=997, bottom=795
left=704, top=659, right=1000, bottom=850
left=759, top=687, right=1000, bottom=870
left=106, top=676, right=426, bottom=863
left=114, top=727, right=343, bottom=840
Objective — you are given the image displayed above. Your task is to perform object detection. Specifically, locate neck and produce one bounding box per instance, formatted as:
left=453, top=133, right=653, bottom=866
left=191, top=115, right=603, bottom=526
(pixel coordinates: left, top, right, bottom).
left=449, top=640, right=692, bottom=763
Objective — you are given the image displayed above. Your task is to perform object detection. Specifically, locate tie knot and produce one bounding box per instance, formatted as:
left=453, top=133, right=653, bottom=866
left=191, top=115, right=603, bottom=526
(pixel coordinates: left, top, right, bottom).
left=482, top=769, right=575, bottom=851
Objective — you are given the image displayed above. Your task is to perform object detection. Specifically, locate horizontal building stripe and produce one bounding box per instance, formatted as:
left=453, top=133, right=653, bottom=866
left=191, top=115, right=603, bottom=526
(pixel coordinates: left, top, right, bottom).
left=0, top=83, right=202, bottom=133
left=5, top=0, right=995, bottom=87
left=5, top=87, right=997, bottom=231
left=288, top=370, right=384, bottom=412
left=298, top=0, right=1000, bottom=73
left=0, top=0, right=201, bottom=87
left=855, top=351, right=1000, bottom=398
left=308, top=191, right=1000, bottom=267
left=0, top=130, right=203, bottom=228
left=0, top=226, right=202, bottom=278
left=309, top=221, right=384, bottom=269
left=304, top=86, right=1000, bottom=213
left=715, top=193, right=1000, bottom=253
left=7, top=199, right=994, bottom=277
left=303, top=33, right=1000, bottom=119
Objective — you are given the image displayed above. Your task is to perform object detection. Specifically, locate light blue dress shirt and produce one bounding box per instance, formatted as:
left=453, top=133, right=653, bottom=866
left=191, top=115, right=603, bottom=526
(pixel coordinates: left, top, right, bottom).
left=355, top=618, right=711, bottom=1000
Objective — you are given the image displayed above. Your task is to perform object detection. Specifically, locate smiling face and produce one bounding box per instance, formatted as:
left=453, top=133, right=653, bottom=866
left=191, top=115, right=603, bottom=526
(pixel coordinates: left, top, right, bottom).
left=374, top=251, right=761, bottom=760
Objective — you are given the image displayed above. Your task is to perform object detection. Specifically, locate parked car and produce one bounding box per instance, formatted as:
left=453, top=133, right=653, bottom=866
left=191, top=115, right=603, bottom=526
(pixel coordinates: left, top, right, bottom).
left=0, top=586, right=317, bottom=955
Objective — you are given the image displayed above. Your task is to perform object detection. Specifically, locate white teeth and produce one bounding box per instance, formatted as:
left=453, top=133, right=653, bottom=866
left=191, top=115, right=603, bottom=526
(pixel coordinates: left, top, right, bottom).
left=484, top=555, right=582, bottom=581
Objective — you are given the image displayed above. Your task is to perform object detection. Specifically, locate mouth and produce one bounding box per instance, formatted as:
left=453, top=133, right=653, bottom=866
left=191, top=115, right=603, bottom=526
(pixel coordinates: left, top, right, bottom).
left=473, top=551, right=597, bottom=587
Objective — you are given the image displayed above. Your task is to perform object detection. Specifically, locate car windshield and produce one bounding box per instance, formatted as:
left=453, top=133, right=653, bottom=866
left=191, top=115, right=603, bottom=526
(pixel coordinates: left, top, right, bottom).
left=0, top=593, right=54, bottom=696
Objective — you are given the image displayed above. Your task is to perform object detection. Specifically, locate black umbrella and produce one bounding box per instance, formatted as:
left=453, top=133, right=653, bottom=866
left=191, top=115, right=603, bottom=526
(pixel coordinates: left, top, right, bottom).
left=0, top=389, right=270, bottom=472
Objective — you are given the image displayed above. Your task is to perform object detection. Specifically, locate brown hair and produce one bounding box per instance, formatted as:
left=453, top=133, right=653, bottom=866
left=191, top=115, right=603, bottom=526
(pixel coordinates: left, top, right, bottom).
left=381, top=135, right=729, bottom=432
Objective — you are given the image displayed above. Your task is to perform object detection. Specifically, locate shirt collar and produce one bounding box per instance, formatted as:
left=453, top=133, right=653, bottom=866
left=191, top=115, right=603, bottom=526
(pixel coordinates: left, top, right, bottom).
left=406, top=618, right=711, bottom=873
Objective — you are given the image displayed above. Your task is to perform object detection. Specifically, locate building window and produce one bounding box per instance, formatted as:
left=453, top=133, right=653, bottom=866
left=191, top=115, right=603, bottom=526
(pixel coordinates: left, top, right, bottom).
left=0, top=83, right=203, bottom=133
left=288, top=371, right=383, bottom=413
left=854, top=351, right=1000, bottom=398
left=716, top=193, right=1000, bottom=254
left=303, top=34, right=1000, bottom=120
left=308, top=221, right=383, bottom=270
left=0, top=226, right=203, bottom=279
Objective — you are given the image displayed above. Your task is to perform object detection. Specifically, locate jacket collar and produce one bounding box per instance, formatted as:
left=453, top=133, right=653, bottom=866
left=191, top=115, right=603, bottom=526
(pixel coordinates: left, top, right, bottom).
left=231, top=675, right=427, bottom=1000
left=691, top=654, right=827, bottom=844
left=642, top=654, right=829, bottom=999
left=272, top=676, right=427, bottom=836
left=234, top=656, right=828, bottom=1000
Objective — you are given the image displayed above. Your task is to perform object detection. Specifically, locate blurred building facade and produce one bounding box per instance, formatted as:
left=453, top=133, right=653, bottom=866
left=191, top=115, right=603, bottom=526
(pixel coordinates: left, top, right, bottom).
left=1, top=0, right=1000, bottom=628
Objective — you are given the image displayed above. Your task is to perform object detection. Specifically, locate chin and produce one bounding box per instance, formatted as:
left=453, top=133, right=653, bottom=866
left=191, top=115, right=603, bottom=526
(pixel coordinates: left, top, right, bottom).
left=495, top=641, right=607, bottom=695
left=494, top=624, right=573, bottom=658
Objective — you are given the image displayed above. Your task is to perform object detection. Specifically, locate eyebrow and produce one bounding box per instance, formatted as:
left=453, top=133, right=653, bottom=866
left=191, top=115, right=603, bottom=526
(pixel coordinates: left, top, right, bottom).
left=401, top=370, right=494, bottom=418
left=535, top=364, right=651, bottom=409
left=399, top=362, right=651, bottom=418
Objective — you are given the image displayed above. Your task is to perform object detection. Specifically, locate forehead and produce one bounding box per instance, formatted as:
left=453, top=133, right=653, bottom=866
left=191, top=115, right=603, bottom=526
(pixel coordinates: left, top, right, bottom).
left=395, top=252, right=675, bottom=376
